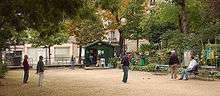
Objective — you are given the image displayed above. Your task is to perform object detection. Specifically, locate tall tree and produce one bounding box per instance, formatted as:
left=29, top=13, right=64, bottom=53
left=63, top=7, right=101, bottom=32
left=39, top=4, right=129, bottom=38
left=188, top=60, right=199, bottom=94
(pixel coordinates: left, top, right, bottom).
left=0, top=0, right=85, bottom=59
left=121, top=0, right=147, bottom=51
left=67, top=19, right=105, bottom=64
left=95, top=0, right=129, bottom=56
left=67, top=0, right=105, bottom=64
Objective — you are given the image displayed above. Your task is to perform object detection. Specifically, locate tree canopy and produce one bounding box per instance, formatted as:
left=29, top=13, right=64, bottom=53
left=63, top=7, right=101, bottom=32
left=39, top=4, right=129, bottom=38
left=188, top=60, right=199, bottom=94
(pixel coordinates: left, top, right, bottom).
left=0, top=0, right=85, bottom=49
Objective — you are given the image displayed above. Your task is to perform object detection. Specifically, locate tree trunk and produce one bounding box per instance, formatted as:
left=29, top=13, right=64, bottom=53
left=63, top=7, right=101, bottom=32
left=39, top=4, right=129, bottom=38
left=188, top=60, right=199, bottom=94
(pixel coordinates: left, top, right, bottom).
left=137, top=39, right=139, bottom=52
left=78, top=45, right=82, bottom=64
left=119, top=29, right=124, bottom=57
left=45, top=46, right=48, bottom=65
left=116, top=13, right=125, bottom=58
left=179, top=0, right=187, bottom=33
left=0, top=50, right=2, bottom=61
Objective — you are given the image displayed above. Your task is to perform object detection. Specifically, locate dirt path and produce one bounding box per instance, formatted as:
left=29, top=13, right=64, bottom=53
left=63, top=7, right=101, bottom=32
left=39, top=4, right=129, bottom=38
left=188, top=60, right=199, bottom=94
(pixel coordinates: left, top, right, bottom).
left=1, top=68, right=220, bottom=96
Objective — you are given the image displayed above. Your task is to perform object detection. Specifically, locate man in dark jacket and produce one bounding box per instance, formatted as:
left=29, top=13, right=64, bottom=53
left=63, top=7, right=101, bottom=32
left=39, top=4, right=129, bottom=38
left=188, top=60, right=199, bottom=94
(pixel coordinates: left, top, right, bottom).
left=36, top=56, right=44, bottom=87
left=121, top=53, right=130, bottom=83
left=23, top=55, right=29, bottom=84
left=169, top=50, right=179, bottom=80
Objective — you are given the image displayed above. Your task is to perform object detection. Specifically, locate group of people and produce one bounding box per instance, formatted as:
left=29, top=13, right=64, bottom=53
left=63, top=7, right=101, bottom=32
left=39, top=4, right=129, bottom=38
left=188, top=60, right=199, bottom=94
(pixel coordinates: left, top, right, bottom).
left=169, top=50, right=198, bottom=80
left=121, top=50, right=199, bottom=83
left=22, top=55, right=45, bottom=87
left=22, top=50, right=198, bottom=86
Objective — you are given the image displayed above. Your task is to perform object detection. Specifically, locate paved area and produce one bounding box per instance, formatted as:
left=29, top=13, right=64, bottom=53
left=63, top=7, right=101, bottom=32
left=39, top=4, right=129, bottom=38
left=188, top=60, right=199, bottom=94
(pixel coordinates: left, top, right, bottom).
left=0, top=68, right=220, bottom=96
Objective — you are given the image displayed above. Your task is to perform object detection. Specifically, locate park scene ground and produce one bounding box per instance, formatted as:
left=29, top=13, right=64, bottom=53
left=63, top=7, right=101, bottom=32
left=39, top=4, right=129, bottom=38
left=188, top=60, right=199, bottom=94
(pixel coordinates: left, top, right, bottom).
left=1, top=68, right=220, bottom=96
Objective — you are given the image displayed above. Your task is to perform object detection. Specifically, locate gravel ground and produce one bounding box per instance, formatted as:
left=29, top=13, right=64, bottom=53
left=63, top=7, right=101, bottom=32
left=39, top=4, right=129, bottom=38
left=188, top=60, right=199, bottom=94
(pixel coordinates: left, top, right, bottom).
left=0, top=68, right=220, bottom=96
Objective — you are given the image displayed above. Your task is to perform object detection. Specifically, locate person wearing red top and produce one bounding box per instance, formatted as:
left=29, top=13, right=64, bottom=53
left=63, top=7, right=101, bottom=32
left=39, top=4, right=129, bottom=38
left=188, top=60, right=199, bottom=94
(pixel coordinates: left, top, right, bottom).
left=23, top=55, right=29, bottom=84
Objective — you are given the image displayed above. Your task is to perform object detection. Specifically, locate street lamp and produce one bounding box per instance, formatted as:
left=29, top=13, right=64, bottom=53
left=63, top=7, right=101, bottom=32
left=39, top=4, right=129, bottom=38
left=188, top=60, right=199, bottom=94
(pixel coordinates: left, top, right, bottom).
left=120, top=18, right=127, bottom=56
left=120, top=18, right=127, bottom=26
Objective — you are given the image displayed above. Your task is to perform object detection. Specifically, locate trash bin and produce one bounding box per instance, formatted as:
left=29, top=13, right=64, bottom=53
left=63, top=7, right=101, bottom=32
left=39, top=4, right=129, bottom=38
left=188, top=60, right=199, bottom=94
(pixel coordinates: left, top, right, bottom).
left=140, top=54, right=145, bottom=66
left=140, top=58, right=145, bottom=66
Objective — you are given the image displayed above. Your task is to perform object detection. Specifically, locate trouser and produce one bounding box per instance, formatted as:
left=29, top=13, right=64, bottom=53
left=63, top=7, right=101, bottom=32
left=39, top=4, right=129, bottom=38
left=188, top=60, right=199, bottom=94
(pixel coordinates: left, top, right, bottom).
left=180, top=69, right=191, bottom=79
left=122, top=66, right=129, bottom=83
left=170, top=64, right=177, bottom=79
left=71, top=64, right=75, bottom=69
left=23, top=70, right=29, bottom=83
left=38, top=72, right=44, bottom=87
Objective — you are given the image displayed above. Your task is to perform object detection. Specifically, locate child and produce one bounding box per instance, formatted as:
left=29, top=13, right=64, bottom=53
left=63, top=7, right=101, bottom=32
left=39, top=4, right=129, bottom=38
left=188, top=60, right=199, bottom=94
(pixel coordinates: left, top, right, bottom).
left=36, top=56, right=44, bottom=87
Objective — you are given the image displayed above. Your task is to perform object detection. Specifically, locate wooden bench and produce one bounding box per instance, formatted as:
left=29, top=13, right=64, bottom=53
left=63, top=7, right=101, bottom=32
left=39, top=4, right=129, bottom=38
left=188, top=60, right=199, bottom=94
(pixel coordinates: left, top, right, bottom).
left=155, top=64, right=169, bottom=71
left=154, top=64, right=169, bottom=75
left=199, top=66, right=216, bottom=80
left=187, top=65, right=199, bottom=78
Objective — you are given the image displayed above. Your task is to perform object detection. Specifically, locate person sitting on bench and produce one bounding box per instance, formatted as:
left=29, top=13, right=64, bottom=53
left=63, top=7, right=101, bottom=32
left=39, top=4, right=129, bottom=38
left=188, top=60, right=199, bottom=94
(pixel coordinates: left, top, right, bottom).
left=179, top=56, right=198, bottom=80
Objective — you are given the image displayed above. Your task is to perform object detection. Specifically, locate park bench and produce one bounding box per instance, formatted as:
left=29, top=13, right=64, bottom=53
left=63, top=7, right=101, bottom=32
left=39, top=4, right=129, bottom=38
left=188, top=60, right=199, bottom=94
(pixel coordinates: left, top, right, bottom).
left=186, top=64, right=199, bottom=78
left=199, top=65, right=216, bottom=80
left=154, top=64, right=169, bottom=75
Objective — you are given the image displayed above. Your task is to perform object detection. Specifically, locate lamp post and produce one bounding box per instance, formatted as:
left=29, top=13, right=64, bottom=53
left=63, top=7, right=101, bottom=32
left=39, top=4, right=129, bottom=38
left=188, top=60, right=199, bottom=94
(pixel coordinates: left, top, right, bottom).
left=120, top=18, right=127, bottom=57
left=121, top=18, right=127, bottom=26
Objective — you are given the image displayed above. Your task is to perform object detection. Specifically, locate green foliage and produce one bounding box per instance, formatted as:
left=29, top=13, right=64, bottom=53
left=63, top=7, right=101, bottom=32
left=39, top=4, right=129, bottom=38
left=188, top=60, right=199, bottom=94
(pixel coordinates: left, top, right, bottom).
left=140, top=44, right=157, bottom=53
left=121, top=0, right=146, bottom=40
left=0, top=60, right=7, bottom=78
left=70, top=19, right=105, bottom=46
left=0, top=0, right=86, bottom=50
left=141, top=0, right=218, bottom=52
left=177, top=67, right=184, bottom=74
left=109, top=57, right=121, bottom=68
left=26, top=24, right=69, bottom=47
left=130, top=57, right=137, bottom=65
left=156, top=49, right=172, bottom=64
left=209, top=71, right=220, bottom=78
left=95, top=0, right=122, bottom=15
left=130, top=63, right=156, bottom=72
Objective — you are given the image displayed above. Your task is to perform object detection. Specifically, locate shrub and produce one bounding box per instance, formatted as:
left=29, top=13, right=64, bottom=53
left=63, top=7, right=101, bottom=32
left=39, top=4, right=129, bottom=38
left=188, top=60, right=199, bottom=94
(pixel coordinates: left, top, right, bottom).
left=109, top=57, right=121, bottom=68
left=129, top=65, right=135, bottom=71
left=177, top=67, right=184, bottom=74
left=209, top=71, right=220, bottom=78
left=130, top=57, right=137, bottom=65
left=145, top=63, right=157, bottom=72
left=130, top=63, right=156, bottom=72
left=0, top=60, right=7, bottom=78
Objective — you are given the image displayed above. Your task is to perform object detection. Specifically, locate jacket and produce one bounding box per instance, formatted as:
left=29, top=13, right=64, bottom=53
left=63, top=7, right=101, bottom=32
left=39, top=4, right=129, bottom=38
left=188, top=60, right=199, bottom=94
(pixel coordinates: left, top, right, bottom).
left=37, top=60, right=44, bottom=73
left=23, top=59, right=29, bottom=71
left=169, top=54, right=179, bottom=65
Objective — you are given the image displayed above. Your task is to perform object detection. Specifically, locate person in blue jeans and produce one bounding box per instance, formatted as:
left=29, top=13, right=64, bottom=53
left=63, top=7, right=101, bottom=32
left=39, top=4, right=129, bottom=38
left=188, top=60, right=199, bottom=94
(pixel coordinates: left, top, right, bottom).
left=121, top=53, right=130, bottom=83
left=179, top=56, right=198, bottom=80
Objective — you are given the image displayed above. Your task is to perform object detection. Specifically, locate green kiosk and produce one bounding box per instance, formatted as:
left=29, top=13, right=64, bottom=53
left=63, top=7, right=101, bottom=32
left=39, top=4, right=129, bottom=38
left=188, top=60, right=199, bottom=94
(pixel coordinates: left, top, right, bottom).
left=83, top=41, right=117, bottom=67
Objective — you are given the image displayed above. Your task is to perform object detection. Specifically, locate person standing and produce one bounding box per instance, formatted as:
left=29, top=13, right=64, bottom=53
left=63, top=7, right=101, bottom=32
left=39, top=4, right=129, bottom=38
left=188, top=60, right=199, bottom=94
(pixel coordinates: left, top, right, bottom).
left=70, top=56, right=76, bottom=69
left=169, top=50, right=179, bottom=80
left=121, top=53, right=130, bottom=83
left=23, top=55, right=29, bottom=84
left=36, top=56, right=44, bottom=87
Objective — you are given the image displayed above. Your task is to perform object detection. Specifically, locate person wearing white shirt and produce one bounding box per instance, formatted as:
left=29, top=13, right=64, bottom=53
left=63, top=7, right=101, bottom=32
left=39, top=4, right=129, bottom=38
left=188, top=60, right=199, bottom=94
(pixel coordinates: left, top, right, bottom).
left=179, top=56, right=198, bottom=80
